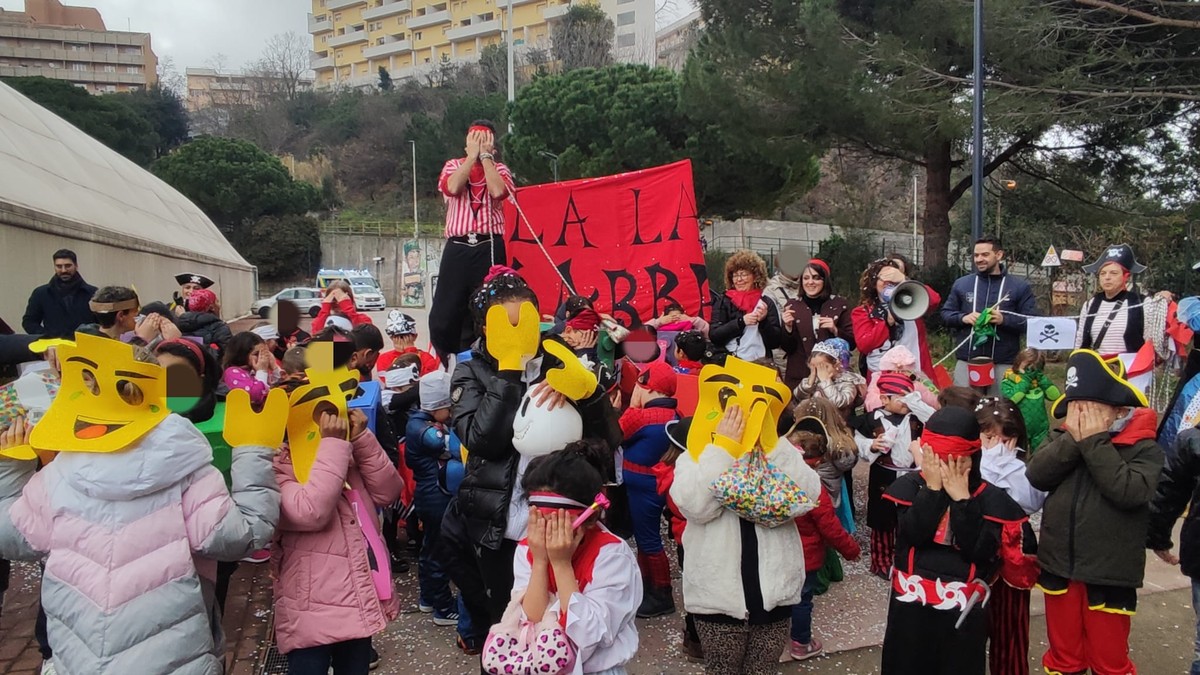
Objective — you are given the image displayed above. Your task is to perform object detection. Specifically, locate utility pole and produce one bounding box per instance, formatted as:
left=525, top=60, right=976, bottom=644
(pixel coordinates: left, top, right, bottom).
left=970, top=0, right=985, bottom=242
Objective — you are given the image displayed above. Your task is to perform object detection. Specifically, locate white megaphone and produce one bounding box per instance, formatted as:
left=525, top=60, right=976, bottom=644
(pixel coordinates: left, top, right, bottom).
left=889, top=280, right=930, bottom=321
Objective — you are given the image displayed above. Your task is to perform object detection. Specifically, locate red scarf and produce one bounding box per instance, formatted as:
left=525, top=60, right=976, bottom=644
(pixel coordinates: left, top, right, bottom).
left=524, top=527, right=623, bottom=593
left=725, top=289, right=763, bottom=314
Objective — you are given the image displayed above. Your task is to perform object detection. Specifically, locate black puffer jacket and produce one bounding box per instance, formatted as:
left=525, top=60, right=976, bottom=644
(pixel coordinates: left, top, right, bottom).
left=1027, top=409, right=1163, bottom=588
left=450, top=338, right=620, bottom=550
left=709, top=293, right=782, bottom=356
left=1148, top=428, right=1200, bottom=578
left=177, top=312, right=233, bottom=355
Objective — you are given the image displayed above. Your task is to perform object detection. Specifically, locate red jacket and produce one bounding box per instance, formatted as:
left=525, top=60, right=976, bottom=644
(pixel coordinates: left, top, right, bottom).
left=376, top=347, right=440, bottom=377
left=795, top=487, right=860, bottom=572
left=312, top=297, right=372, bottom=333
left=850, top=285, right=942, bottom=377
left=653, top=461, right=686, bottom=545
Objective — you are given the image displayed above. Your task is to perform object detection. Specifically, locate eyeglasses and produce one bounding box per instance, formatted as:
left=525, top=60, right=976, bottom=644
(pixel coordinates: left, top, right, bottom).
left=731, top=271, right=753, bottom=279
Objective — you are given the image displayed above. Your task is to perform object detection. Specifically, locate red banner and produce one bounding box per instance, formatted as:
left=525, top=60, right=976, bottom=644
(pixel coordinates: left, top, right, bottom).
left=503, top=160, right=709, bottom=326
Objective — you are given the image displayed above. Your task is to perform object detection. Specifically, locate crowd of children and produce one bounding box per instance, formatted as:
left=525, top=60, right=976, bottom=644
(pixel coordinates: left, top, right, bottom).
left=2, top=222, right=1199, bottom=675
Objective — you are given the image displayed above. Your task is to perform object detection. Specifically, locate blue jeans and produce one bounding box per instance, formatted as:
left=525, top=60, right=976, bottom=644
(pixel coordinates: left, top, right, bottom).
left=287, top=637, right=372, bottom=675
left=414, top=494, right=455, bottom=614
left=790, top=574, right=817, bottom=643
left=1191, top=579, right=1200, bottom=675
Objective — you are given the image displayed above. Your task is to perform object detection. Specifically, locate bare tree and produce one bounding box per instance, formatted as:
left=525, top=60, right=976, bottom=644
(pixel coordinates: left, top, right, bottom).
left=246, top=32, right=311, bottom=102
left=551, top=4, right=615, bottom=71
left=156, top=55, right=186, bottom=96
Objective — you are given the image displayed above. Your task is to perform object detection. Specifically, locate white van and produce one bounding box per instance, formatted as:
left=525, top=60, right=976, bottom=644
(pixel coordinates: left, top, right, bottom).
left=315, top=269, right=386, bottom=311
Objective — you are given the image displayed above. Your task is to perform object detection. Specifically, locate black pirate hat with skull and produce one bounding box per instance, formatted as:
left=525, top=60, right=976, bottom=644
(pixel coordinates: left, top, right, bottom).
left=1052, top=349, right=1148, bottom=418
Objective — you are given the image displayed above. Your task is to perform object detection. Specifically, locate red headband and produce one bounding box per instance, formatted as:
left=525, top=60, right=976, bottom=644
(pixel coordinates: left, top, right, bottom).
left=922, top=431, right=982, bottom=457
left=156, top=338, right=206, bottom=375
left=808, top=259, right=831, bottom=278
left=567, top=309, right=601, bottom=331
left=469, top=125, right=492, bottom=135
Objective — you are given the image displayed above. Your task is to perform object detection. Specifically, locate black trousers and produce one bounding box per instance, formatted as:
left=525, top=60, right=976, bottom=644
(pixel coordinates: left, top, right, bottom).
left=881, top=596, right=987, bottom=675
left=287, top=636, right=372, bottom=675
left=429, top=236, right=507, bottom=363
left=436, top=500, right=493, bottom=643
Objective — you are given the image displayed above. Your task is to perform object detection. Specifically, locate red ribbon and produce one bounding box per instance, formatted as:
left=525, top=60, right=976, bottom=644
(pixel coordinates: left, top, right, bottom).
left=921, top=430, right=982, bottom=457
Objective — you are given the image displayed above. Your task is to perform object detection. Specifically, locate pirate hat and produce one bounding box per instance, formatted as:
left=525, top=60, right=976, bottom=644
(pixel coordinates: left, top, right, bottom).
left=1051, top=349, right=1148, bottom=418
left=174, top=272, right=215, bottom=288
left=1082, top=244, right=1146, bottom=275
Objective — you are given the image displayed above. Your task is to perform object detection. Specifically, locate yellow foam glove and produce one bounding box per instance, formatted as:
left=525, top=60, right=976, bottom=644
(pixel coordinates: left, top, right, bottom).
left=485, top=302, right=541, bottom=372
left=223, top=388, right=289, bottom=449
left=542, top=340, right=598, bottom=402
left=0, top=443, right=36, bottom=461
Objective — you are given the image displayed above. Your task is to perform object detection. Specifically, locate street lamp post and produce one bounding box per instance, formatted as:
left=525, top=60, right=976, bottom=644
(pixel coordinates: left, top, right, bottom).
left=538, top=150, right=559, bottom=182
left=410, top=140, right=419, bottom=241
left=970, top=0, right=985, bottom=242
left=506, top=0, right=515, bottom=104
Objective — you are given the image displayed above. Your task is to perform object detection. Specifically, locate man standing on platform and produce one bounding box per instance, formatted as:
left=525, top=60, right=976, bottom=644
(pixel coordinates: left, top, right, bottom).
left=429, top=120, right=516, bottom=365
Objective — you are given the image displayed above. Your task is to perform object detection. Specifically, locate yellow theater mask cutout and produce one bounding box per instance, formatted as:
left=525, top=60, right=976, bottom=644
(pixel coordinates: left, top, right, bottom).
left=285, top=342, right=361, bottom=483
left=687, top=357, right=791, bottom=460
left=31, top=333, right=168, bottom=453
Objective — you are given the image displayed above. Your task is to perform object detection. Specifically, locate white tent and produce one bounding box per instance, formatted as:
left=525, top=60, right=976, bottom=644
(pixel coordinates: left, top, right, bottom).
left=0, top=81, right=255, bottom=330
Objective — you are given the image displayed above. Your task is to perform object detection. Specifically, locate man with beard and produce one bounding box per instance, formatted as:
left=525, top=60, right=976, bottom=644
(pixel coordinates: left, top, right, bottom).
left=941, top=236, right=1039, bottom=395
left=21, top=249, right=98, bottom=338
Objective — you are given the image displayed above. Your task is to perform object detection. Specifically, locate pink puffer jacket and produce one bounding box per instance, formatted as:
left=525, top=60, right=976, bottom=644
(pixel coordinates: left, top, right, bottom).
left=271, top=431, right=403, bottom=653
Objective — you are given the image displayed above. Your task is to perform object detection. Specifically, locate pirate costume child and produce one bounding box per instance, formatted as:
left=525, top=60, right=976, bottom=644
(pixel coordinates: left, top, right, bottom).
left=880, top=407, right=1027, bottom=675
left=1026, top=349, right=1163, bottom=675
left=171, top=272, right=215, bottom=313
left=852, top=372, right=924, bottom=577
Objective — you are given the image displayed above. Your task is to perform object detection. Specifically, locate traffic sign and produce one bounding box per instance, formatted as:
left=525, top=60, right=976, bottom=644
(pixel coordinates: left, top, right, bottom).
left=1041, top=246, right=1062, bottom=267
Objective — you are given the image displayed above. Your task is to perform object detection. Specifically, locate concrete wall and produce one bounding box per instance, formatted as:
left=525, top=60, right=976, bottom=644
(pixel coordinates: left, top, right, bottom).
left=319, top=232, right=447, bottom=309
left=706, top=219, right=927, bottom=267
left=1, top=224, right=256, bottom=329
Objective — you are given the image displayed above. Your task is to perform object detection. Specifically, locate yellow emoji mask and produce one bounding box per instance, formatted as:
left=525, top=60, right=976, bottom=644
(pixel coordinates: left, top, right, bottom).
left=485, top=302, right=541, bottom=372
left=286, top=365, right=360, bottom=483
left=31, top=333, right=168, bottom=453
left=686, top=357, right=791, bottom=460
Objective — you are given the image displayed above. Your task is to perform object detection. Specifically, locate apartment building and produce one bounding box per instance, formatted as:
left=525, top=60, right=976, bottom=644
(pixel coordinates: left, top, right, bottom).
left=185, top=68, right=314, bottom=113
left=655, top=9, right=700, bottom=72
left=309, top=0, right=656, bottom=89
left=0, top=0, right=156, bottom=94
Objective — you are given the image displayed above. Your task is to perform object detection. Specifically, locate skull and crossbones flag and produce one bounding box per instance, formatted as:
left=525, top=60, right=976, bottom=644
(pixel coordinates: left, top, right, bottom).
left=1027, top=317, right=1077, bottom=350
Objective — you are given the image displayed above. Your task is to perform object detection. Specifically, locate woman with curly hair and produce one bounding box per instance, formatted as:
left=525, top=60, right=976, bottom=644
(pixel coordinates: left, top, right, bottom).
left=850, top=259, right=941, bottom=380
left=709, top=250, right=782, bottom=362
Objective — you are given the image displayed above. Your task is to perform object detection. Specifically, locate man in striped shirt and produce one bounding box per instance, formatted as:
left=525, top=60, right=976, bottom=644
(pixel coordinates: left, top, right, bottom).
left=429, top=119, right=517, bottom=364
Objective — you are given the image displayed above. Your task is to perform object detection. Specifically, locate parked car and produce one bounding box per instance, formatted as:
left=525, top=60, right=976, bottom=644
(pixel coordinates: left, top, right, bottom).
left=352, top=284, right=387, bottom=311
left=251, top=287, right=324, bottom=318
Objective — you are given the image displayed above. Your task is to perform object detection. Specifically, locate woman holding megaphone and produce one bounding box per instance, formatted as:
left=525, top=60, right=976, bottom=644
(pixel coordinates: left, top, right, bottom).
left=851, top=259, right=942, bottom=380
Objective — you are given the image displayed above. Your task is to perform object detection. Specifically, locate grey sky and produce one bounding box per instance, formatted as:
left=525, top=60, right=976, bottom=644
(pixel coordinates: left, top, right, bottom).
left=0, top=0, right=697, bottom=74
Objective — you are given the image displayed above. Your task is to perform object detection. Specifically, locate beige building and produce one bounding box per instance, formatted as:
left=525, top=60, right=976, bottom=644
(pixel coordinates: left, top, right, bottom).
left=185, top=68, right=313, bottom=113
left=0, top=0, right=157, bottom=95
left=309, top=0, right=656, bottom=89
left=655, top=9, right=700, bottom=72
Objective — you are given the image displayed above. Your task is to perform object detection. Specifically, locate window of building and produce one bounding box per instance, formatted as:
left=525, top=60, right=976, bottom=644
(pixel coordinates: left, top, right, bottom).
left=617, top=33, right=636, bottom=47
left=67, top=42, right=88, bottom=51
left=336, top=50, right=344, bottom=58
left=481, top=12, right=494, bottom=21
left=103, top=64, right=116, bottom=73
left=334, top=12, right=342, bottom=21
left=617, top=11, right=635, bottom=26
left=122, top=46, right=141, bottom=55
left=71, top=63, right=88, bottom=71
left=321, top=35, right=328, bottom=43
left=126, top=66, right=139, bottom=74
left=415, top=31, right=422, bottom=39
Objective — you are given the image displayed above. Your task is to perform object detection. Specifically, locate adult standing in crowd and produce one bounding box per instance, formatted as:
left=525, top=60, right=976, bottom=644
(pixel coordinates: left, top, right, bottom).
left=941, top=237, right=1038, bottom=394
left=170, top=272, right=215, bottom=316
left=22, top=249, right=97, bottom=338
left=852, top=258, right=941, bottom=379
left=428, top=119, right=516, bottom=365
left=709, top=250, right=782, bottom=362
left=764, top=253, right=801, bottom=372
left=778, top=258, right=855, bottom=392
left=1074, top=244, right=1172, bottom=392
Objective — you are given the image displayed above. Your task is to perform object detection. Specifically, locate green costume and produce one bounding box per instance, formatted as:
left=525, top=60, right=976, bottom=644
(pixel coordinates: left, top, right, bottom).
left=1000, top=369, right=1062, bottom=451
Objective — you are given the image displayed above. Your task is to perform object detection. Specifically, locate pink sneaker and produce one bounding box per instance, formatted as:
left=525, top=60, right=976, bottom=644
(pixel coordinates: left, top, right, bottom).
left=241, top=547, right=271, bottom=564
left=779, top=638, right=823, bottom=662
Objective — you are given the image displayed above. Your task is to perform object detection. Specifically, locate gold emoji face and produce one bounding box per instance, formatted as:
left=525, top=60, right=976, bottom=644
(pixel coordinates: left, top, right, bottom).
left=687, top=357, right=791, bottom=459
left=32, top=333, right=168, bottom=453
left=286, top=366, right=360, bottom=483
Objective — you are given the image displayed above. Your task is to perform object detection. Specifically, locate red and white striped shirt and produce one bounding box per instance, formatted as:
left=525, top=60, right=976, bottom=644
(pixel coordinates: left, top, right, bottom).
left=438, top=157, right=516, bottom=238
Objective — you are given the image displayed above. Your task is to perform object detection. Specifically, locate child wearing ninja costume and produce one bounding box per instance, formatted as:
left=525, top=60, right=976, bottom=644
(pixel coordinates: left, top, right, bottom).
left=880, top=406, right=1027, bottom=675
left=1027, top=349, right=1162, bottom=675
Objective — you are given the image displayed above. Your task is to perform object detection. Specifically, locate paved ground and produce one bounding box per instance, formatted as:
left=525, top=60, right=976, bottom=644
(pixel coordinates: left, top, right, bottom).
left=3, top=307, right=1196, bottom=673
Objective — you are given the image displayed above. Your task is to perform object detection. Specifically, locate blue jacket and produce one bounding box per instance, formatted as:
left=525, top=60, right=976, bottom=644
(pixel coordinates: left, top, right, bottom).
left=940, top=270, right=1038, bottom=365
left=405, top=410, right=451, bottom=501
